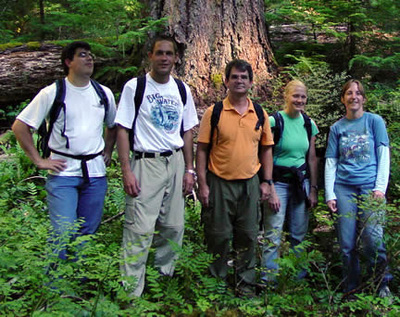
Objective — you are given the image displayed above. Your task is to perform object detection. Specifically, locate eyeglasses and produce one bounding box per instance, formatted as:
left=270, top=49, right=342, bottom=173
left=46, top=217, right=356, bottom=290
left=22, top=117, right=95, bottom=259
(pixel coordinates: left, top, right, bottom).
left=77, top=51, right=95, bottom=60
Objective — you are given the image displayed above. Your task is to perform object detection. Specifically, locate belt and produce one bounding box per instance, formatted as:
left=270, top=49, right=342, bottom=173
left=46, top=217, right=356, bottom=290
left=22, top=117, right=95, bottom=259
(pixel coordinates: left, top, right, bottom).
left=134, top=148, right=181, bottom=159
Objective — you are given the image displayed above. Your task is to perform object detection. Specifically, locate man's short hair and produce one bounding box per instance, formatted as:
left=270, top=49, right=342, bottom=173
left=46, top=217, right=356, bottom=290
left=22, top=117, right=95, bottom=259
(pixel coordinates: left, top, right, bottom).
left=225, top=59, right=253, bottom=82
left=61, top=41, right=91, bottom=75
left=149, top=35, right=178, bottom=54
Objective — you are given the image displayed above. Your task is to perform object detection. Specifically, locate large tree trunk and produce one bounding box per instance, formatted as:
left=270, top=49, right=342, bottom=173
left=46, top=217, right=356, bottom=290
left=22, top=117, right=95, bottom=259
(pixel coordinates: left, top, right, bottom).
left=147, top=0, right=276, bottom=111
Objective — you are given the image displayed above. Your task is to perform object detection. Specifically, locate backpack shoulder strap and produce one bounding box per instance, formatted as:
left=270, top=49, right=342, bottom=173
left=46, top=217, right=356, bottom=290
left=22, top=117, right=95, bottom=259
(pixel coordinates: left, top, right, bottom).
left=301, top=112, right=312, bottom=176
left=37, top=79, right=66, bottom=157
left=129, top=75, right=146, bottom=151
left=210, top=101, right=223, bottom=146
left=174, top=78, right=187, bottom=105
left=49, top=79, right=66, bottom=124
left=134, top=75, right=146, bottom=114
left=174, top=78, right=187, bottom=138
left=252, top=102, right=265, bottom=130
left=53, top=78, right=70, bottom=149
left=90, top=79, right=109, bottom=117
left=271, top=111, right=283, bottom=146
left=302, top=112, right=312, bottom=143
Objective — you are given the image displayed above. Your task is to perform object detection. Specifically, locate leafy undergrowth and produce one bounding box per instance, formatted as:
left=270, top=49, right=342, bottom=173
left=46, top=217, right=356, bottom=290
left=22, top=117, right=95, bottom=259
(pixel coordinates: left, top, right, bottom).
left=1, top=134, right=400, bottom=317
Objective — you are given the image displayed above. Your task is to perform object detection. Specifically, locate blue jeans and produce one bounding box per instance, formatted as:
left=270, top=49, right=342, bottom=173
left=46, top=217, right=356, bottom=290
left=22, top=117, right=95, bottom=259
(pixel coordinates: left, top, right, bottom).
left=334, top=183, right=392, bottom=292
left=262, top=179, right=309, bottom=282
left=45, top=175, right=107, bottom=260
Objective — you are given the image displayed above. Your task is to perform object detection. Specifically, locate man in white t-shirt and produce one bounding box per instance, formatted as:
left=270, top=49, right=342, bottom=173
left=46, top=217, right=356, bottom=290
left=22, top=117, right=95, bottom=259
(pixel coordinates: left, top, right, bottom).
left=12, top=41, right=117, bottom=260
left=116, top=35, right=198, bottom=296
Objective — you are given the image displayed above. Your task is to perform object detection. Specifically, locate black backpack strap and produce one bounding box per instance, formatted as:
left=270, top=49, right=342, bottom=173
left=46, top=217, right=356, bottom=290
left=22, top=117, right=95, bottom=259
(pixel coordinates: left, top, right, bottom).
left=39, top=79, right=67, bottom=158
left=271, top=111, right=283, bottom=146
left=53, top=78, right=70, bottom=149
left=174, top=78, right=187, bottom=105
left=130, top=76, right=146, bottom=151
left=302, top=112, right=313, bottom=177
left=174, top=78, right=187, bottom=138
left=90, top=79, right=109, bottom=118
left=210, top=101, right=224, bottom=149
left=253, top=102, right=265, bottom=130
left=302, top=112, right=312, bottom=143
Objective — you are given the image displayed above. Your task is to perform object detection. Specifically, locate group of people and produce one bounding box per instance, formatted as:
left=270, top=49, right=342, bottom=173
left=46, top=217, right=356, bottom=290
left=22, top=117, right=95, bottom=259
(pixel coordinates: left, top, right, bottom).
left=12, top=35, right=391, bottom=299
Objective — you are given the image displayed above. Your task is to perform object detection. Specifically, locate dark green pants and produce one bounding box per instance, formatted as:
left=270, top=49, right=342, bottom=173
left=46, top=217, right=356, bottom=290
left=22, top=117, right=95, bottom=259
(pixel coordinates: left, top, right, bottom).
left=202, top=172, right=260, bottom=285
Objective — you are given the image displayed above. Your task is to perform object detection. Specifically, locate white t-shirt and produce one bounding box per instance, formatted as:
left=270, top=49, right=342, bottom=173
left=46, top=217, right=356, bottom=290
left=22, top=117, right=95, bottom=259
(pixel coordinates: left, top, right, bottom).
left=16, top=77, right=117, bottom=177
left=115, top=73, right=198, bottom=152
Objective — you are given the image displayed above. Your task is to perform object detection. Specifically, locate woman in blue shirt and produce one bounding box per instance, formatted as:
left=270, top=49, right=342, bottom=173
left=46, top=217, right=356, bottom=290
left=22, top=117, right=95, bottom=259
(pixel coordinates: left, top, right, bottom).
left=325, top=79, right=392, bottom=298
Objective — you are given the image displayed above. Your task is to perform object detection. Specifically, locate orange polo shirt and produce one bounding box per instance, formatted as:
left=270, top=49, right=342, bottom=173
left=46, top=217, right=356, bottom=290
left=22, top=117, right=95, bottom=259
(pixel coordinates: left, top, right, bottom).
left=198, top=97, right=274, bottom=180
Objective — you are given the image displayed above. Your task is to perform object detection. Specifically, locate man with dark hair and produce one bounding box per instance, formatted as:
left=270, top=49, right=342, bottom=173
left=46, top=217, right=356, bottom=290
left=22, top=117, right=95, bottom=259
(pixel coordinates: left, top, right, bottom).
left=116, top=35, right=198, bottom=297
left=196, top=59, right=274, bottom=296
left=60, top=41, right=92, bottom=75
left=225, top=59, right=254, bottom=82
left=12, top=41, right=117, bottom=260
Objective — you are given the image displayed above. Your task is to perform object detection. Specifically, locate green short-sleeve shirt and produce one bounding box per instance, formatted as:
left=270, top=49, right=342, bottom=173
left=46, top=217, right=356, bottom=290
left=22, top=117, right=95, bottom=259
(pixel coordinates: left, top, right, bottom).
left=270, top=111, right=318, bottom=168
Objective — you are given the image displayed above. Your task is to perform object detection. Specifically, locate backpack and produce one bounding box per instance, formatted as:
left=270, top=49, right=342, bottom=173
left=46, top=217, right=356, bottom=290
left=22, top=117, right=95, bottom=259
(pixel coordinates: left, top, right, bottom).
left=129, top=75, right=187, bottom=151
left=270, top=111, right=312, bottom=146
left=37, top=78, right=109, bottom=158
left=209, top=101, right=265, bottom=148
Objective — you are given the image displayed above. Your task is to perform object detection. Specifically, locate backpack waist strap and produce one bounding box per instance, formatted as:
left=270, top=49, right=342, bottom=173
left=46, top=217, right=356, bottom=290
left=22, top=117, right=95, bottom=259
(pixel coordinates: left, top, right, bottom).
left=49, top=148, right=103, bottom=183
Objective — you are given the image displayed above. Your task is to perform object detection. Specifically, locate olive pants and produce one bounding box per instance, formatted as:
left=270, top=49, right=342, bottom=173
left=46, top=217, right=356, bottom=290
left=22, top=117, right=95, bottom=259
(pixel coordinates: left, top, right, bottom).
left=202, top=172, right=260, bottom=285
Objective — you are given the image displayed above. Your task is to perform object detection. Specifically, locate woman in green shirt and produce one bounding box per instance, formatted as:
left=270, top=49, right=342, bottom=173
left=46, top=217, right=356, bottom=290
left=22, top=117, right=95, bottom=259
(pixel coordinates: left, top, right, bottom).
left=261, top=80, right=318, bottom=284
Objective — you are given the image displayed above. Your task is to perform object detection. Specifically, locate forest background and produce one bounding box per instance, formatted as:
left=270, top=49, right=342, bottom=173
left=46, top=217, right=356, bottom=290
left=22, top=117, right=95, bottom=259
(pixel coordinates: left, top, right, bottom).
left=0, top=0, right=399, bottom=316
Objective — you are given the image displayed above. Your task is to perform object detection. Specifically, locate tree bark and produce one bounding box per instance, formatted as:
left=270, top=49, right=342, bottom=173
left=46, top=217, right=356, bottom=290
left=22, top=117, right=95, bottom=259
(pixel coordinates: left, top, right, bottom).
left=147, top=0, right=277, bottom=110
left=0, top=44, right=63, bottom=107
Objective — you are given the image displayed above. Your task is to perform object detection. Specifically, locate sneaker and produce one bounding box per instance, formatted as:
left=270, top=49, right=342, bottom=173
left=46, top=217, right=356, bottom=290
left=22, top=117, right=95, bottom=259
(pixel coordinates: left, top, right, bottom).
left=378, top=286, right=393, bottom=304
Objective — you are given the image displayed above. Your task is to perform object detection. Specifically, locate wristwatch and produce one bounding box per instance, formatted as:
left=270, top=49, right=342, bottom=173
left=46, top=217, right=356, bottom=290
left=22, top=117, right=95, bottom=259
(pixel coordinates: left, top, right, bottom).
left=185, top=169, right=197, bottom=177
left=262, top=179, right=273, bottom=185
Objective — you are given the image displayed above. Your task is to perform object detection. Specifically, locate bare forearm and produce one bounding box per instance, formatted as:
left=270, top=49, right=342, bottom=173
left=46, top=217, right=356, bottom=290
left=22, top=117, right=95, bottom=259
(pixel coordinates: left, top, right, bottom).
left=104, top=126, right=117, bottom=156
left=196, top=142, right=209, bottom=186
left=183, top=129, right=194, bottom=170
left=309, top=157, right=318, bottom=188
left=12, top=119, right=42, bottom=165
left=260, top=145, right=273, bottom=180
left=116, top=125, right=132, bottom=174
left=308, top=137, right=318, bottom=187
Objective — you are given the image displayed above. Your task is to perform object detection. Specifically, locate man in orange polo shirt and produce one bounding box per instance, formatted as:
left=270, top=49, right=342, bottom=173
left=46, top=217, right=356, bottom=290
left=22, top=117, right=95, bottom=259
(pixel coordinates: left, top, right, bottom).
left=196, top=59, right=274, bottom=296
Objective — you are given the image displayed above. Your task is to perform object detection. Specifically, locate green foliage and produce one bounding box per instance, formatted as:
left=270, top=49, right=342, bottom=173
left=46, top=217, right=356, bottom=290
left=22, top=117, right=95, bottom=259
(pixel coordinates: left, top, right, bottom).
left=113, top=16, right=169, bottom=56
left=0, top=100, right=30, bottom=129
left=0, top=0, right=165, bottom=50
left=386, top=121, right=400, bottom=200
left=350, top=53, right=400, bottom=82
left=265, top=0, right=400, bottom=79
left=1, top=133, right=400, bottom=315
